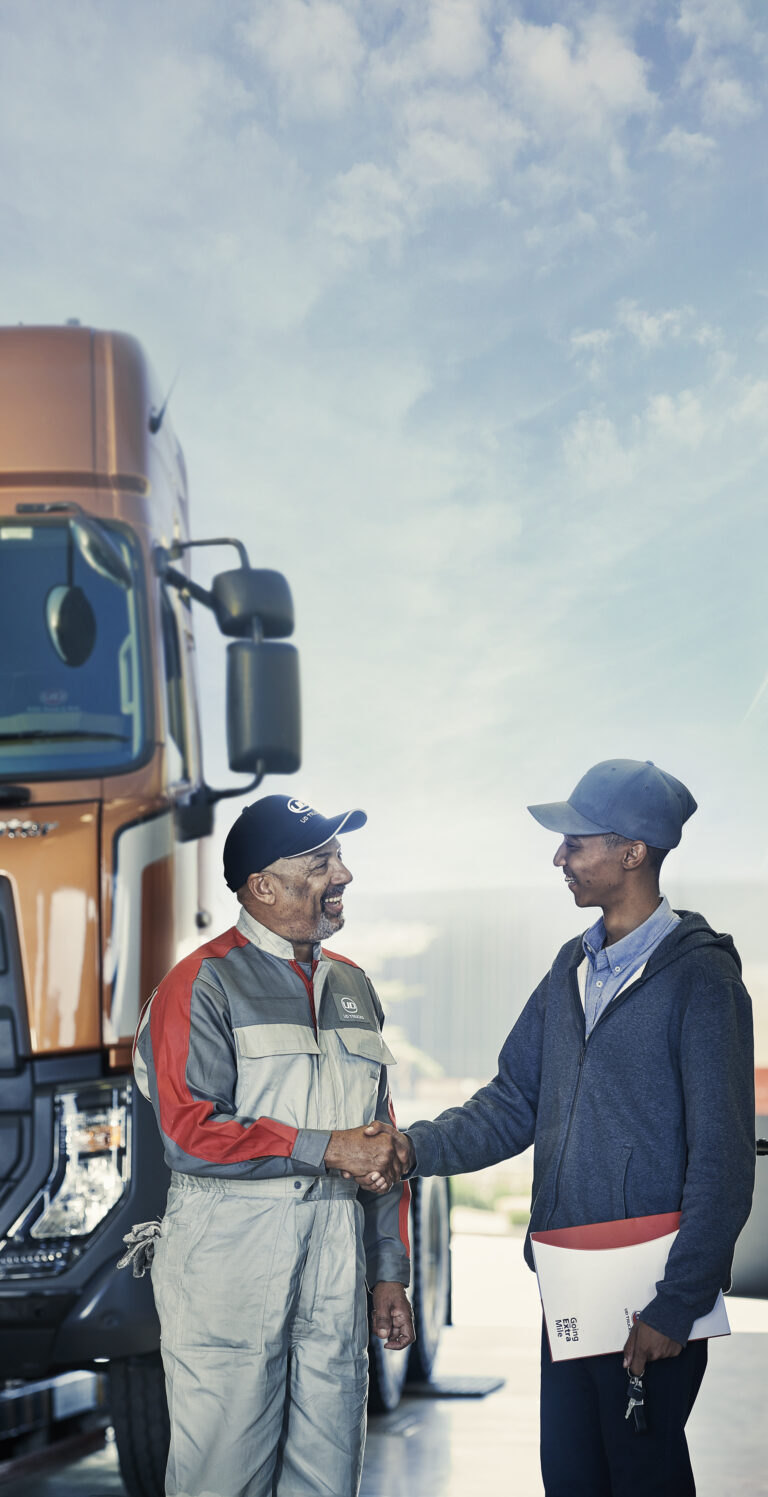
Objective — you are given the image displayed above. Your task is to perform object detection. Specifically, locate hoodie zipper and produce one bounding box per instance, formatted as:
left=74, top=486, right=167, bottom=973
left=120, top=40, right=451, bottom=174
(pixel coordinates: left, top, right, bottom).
left=545, top=961, right=649, bottom=1229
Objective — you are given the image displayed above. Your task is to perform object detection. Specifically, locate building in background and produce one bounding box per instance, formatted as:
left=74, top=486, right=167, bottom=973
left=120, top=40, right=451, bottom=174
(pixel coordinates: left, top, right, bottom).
left=336, top=881, right=768, bottom=1089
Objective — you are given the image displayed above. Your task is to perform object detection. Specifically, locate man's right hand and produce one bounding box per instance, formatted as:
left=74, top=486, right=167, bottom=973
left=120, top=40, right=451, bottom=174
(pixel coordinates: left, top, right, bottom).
left=324, top=1125, right=405, bottom=1190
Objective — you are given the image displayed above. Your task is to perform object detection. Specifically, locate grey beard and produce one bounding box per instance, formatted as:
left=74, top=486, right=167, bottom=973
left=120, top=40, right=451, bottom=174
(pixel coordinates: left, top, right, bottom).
left=285, top=911, right=344, bottom=945
left=313, top=911, right=344, bottom=941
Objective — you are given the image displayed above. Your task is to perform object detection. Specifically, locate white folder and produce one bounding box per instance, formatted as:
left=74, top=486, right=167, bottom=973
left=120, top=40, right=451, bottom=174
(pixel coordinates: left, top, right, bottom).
left=530, top=1212, right=730, bottom=1362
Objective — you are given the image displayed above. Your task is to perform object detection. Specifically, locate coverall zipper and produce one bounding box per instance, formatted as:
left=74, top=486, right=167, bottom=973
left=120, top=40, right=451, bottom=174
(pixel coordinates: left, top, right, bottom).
left=290, top=959, right=318, bottom=1036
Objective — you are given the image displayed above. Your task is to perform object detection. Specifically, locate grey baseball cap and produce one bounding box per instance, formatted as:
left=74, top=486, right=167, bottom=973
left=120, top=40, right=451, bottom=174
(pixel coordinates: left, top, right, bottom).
left=527, top=759, right=697, bottom=850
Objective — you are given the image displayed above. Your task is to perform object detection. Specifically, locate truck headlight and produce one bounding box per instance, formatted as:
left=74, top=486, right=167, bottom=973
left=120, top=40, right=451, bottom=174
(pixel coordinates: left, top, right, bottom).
left=0, top=1085, right=132, bottom=1277
left=31, top=1088, right=132, bottom=1239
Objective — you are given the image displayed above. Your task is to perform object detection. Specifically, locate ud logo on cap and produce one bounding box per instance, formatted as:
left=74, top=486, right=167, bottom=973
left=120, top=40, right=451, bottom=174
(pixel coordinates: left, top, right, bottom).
left=287, top=799, right=314, bottom=815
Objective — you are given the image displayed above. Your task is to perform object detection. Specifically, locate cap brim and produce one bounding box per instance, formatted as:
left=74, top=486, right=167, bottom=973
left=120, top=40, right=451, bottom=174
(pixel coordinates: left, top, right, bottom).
left=284, top=808, right=367, bottom=858
left=527, top=801, right=613, bottom=836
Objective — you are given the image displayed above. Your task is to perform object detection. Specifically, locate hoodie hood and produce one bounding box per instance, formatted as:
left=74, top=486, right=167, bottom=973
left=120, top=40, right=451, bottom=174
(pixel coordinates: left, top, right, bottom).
left=565, top=909, right=743, bottom=981
left=644, top=910, right=742, bottom=979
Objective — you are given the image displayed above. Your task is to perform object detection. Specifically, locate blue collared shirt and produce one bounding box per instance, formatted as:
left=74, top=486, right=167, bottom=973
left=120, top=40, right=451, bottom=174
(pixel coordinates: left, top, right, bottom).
left=582, top=895, right=680, bottom=1037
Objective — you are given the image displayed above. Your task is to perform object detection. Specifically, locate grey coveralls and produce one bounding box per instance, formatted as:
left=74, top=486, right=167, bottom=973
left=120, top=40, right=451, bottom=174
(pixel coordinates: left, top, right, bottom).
left=134, top=908, right=410, bottom=1497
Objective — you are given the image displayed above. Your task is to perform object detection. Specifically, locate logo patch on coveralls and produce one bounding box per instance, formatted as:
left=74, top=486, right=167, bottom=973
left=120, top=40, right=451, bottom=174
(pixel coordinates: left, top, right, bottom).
left=332, top=992, right=366, bottom=1023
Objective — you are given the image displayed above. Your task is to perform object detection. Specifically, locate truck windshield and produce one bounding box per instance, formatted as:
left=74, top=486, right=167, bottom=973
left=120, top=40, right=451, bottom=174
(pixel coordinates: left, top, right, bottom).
left=0, top=521, right=148, bottom=778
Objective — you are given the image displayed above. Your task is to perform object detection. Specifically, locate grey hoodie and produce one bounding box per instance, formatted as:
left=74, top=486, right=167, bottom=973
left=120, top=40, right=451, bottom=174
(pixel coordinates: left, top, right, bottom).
left=407, top=912, right=755, bottom=1345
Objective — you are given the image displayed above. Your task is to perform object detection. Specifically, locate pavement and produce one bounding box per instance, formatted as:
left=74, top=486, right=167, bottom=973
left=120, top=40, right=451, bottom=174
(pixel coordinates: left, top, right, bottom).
left=2, top=1229, right=767, bottom=1496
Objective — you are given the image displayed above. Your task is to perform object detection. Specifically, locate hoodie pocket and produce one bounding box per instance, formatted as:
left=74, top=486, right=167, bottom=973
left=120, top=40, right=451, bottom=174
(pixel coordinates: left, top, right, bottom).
left=617, top=1144, right=633, bottom=1216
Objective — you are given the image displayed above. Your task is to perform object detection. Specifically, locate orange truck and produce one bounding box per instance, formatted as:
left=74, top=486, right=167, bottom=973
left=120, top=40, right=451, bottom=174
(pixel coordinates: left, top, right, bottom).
left=0, top=325, right=449, bottom=1493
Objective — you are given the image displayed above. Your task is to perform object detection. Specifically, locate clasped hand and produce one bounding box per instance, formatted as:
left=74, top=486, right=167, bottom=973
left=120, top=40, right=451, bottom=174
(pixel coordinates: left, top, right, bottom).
left=323, top=1121, right=414, bottom=1193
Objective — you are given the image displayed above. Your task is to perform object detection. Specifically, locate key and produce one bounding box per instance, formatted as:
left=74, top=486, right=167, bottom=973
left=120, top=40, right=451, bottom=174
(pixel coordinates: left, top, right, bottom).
left=625, top=1374, right=648, bottom=1435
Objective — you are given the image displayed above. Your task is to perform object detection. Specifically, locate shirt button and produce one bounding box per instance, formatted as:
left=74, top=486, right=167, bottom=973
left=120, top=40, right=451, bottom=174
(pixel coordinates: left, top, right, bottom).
left=614, top=966, right=621, bottom=973
left=294, top=1181, right=302, bottom=1190
left=596, top=981, right=603, bottom=989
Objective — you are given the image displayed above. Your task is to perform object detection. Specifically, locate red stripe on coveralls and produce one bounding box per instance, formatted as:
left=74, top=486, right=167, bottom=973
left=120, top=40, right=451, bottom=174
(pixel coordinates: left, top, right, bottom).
left=150, top=926, right=298, bottom=1162
left=388, top=1092, right=411, bottom=1257
left=321, top=948, right=361, bottom=968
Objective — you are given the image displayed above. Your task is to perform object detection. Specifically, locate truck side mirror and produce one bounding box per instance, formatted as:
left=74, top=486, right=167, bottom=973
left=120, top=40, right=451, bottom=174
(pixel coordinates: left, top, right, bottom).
left=226, top=640, right=301, bottom=775
left=211, top=569, right=294, bottom=639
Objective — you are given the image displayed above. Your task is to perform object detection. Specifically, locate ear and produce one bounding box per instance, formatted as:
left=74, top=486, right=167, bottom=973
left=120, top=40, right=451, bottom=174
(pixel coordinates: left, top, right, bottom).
left=246, top=871, right=277, bottom=907
left=622, top=841, right=648, bottom=871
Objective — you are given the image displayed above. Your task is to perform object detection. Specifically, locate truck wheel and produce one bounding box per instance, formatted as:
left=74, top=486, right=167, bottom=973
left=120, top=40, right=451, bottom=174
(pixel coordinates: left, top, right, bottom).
left=108, top=1350, right=169, bottom=1497
left=406, top=1175, right=451, bottom=1383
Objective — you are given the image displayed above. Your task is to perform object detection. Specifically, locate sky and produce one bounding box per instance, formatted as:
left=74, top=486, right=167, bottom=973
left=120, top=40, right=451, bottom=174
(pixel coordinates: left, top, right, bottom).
left=1, top=0, right=767, bottom=895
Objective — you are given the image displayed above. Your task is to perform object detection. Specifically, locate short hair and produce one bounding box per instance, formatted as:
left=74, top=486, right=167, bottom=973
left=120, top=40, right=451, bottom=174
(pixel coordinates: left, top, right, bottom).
left=602, top=832, right=667, bottom=875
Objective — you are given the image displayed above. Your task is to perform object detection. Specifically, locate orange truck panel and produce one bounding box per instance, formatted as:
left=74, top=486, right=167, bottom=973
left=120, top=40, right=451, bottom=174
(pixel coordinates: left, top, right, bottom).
left=0, top=802, right=101, bottom=1052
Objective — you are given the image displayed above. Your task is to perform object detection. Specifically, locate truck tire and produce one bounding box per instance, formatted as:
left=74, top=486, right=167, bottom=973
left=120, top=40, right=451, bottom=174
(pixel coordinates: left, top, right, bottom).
left=367, top=1319, right=411, bottom=1413
left=367, top=1177, right=451, bottom=1410
left=108, top=1351, right=169, bottom=1497
left=406, top=1175, right=451, bottom=1383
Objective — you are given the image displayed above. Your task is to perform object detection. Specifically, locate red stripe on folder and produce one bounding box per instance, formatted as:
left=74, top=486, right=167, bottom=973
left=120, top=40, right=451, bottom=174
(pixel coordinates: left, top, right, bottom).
left=530, top=1211, right=681, bottom=1252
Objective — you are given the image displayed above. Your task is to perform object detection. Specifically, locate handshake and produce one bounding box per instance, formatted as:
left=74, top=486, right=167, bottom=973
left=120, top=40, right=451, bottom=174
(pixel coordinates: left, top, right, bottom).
left=324, top=1121, right=415, bottom=1193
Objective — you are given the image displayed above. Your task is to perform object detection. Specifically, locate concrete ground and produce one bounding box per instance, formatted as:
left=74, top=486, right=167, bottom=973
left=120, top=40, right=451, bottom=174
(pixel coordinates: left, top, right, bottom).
left=2, top=1230, right=766, bottom=1496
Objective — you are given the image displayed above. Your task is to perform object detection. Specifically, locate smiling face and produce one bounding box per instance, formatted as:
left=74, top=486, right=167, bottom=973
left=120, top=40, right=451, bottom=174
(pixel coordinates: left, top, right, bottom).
left=243, top=836, right=353, bottom=947
left=553, top=833, right=632, bottom=909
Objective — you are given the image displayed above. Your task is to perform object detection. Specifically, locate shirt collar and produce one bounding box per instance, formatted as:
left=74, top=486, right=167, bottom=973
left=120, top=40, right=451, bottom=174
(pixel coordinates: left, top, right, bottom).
left=236, top=905, right=321, bottom=964
left=582, top=894, right=678, bottom=970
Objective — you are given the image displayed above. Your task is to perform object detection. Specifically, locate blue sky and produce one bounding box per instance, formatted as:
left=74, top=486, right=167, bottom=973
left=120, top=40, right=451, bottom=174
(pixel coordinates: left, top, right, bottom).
left=1, top=0, right=767, bottom=893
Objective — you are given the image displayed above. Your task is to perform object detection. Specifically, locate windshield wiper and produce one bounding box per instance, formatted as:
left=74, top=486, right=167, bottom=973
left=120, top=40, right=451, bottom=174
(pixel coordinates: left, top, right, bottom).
left=0, top=730, right=130, bottom=743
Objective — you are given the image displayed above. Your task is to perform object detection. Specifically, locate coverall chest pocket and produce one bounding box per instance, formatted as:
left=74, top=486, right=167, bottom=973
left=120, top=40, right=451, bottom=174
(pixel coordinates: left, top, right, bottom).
left=233, top=1023, right=320, bottom=1127
left=335, top=1027, right=396, bottom=1126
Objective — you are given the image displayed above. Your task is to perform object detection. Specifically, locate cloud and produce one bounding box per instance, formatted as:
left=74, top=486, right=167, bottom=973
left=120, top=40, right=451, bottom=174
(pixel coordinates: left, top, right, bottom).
left=320, top=163, right=407, bottom=245
left=617, top=300, right=687, bottom=350
left=658, top=126, right=717, bottom=161
left=645, top=389, right=707, bottom=447
left=240, top=0, right=363, bottom=119
left=569, top=302, right=723, bottom=381
left=676, top=0, right=753, bottom=57
left=500, top=14, right=656, bottom=143
left=569, top=327, right=614, bottom=379
left=398, top=88, right=527, bottom=193
left=369, top=0, right=492, bottom=90
left=701, top=73, right=761, bottom=124
left=565, top=365, right=768, bottom=503
left=674, top=0, right=765, bottom=128
left=563, top=411, right=636, bottom=491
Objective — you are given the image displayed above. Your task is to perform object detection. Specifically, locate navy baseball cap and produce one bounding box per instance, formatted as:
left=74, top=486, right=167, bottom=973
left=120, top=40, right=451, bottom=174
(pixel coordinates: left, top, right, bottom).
left=527, top=759, right=697, bottom=850
left=223, top=795, right=367, bottom=891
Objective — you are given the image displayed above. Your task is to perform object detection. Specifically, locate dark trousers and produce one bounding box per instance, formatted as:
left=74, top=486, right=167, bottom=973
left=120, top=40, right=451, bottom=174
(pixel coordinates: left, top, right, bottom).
left=540, top=1324, right=708, bottom=1496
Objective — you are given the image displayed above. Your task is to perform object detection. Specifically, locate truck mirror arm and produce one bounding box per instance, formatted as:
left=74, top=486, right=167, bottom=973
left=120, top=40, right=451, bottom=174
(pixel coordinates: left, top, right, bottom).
left=174, top=768, right=266, bottom=843
left=158, top=561, right=218, bottom=614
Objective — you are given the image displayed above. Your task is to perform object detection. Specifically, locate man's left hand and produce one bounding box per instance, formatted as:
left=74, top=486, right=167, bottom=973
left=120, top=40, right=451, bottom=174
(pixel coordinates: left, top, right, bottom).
left=622, top=1318, right=683, bottom=1376
left=371, top=1282, right=416, bottom=1350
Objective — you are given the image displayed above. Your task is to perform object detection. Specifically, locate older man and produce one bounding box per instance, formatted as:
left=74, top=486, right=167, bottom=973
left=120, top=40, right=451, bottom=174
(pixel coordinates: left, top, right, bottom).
left=365, top=760, right=755, bottom=1497
left=132, top=794, right=413, bottom=1497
